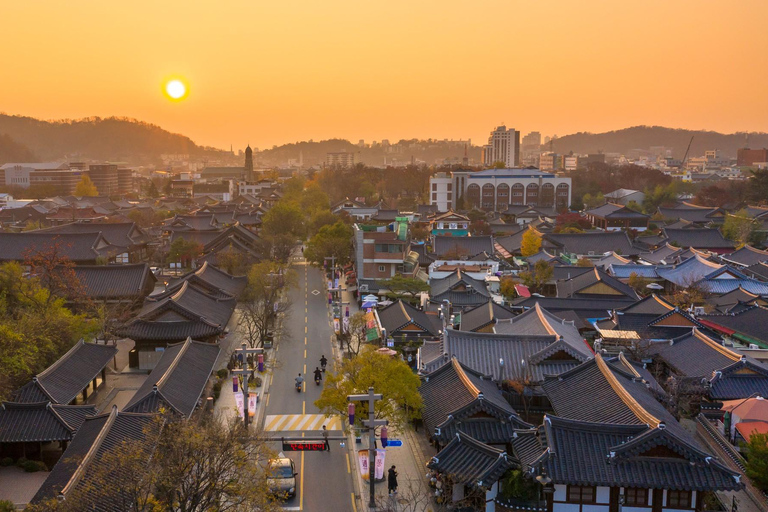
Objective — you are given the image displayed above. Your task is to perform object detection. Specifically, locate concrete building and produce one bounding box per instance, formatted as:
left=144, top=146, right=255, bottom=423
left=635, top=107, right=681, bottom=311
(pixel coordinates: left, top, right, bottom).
left=482, top=125, right=520, bottom=167
left=521, top=131, right=542, bottom=166
left=0, top=162, right=69, bottom=188
left=737, top=148, right=768, bottom=167
left=117, top=168, right=134, bottom=195
left=429, top=168, right=571, bottom=212
left=30, top=169, right=84, bottom=195
left=326, top=152, right=356, bottom=168
left=353, top=219, right=417, bottom=286
left=88, top=164, right=119, bottom=196
left=539, top=152, right=560, bottom=171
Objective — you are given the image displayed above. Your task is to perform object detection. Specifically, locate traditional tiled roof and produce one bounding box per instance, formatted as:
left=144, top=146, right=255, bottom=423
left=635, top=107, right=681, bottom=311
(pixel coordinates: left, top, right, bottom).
left=39, top=222, right=149, bottom=249
left=165, top=262, right=247, bottom=298
left=459, top=301, right=516, bottom=332
left=656, top=253, right=724, bottom=287
left=662, top=228, right=734, bottom=250
left=124, top=338, right=220, bottom=418
left=707, top=287, right=766, bottom=313
left=700, top=305, right=768, bottom=346
left=0, top=402, right=95, bottom=443
left=637, top=242, right=686, bottom=265
left=433, top=235, right=494, bottom=259
left=72, top=263, right=156, bottom=301
left=169, top=229, right=224, bottom=247
left=32, top=408, right=161, bottom=508
left=165, top=214, right=219, bottom=231
left=13, top=341, right=117, bottom=405
left=533, top=415, right=741, bottom=491
left=510, top=296, right=635, bottom=325
left=709, top=358, right=768, bottom=400
left=544, top=231, right=640, bottom=256
left=595, top=306, right=701, bottom=341
left=0, top=232, right=114, bottom=263
left=494, top=227, right=528, bottom=256
left=556, top=267, right=640, bottom=300
left=585, top=202, right=650, bottom=220
left=744, top=261, right=768, bottom=281
left=427, top=432, right=514, bottom=490
left=620, top=294, right=675, bottom=315
left=657, top=204, right=723, bottom=224
left=525, top=249, right=565, bottom=265
left=593, top=251, right=631, bottom=270
left=722, top=245, right=768, bottom=267
left=430, top=269, right=490, bottom=307
left=608, top=263, right=665, bottom=279
left=377, top=300, right=441, bottom=337
left=647, top=329, right=742, bottom=379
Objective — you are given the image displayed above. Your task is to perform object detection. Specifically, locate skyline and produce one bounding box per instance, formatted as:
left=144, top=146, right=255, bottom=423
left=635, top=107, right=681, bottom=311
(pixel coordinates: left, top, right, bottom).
left=2, top=1, right=767, bottom=150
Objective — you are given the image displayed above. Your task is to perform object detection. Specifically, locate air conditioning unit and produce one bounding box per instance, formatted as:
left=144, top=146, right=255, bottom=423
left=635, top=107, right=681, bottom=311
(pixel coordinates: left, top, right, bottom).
left=749, top=344, right=759, bottom=350
left=693, top=307, right=706, bottom=315
left=359, top=284, right=368, bottom=292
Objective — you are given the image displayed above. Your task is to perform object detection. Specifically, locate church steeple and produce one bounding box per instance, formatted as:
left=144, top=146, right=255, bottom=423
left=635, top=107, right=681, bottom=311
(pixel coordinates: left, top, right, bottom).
left=244, top=145, right=254, bottom=181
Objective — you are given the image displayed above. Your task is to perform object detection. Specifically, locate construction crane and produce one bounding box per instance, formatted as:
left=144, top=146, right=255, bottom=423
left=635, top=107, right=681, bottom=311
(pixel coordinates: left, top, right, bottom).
left=681, top=136, right=694, bottom=167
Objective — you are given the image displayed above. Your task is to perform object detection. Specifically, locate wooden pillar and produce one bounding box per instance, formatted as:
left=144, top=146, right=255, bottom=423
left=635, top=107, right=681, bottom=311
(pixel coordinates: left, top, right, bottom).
left=82, top=388, right=88, bottom=401
left=93, top=378, right=97, bottom=391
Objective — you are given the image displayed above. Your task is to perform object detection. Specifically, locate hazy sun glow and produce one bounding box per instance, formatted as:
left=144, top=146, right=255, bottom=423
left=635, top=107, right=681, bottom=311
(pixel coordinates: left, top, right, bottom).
left=165, top=79, right=187, bottom=100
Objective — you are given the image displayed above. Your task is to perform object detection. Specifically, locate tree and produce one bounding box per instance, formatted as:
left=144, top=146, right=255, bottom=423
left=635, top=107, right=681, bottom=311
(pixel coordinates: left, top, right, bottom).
left=382, top=275, right=430, bottom=303
left=75, top=174, right=98, bottom=197
left=147, top=180, right=159, bottom=198
left=308, top=209, right=338, bottom=234
left=747, top=169, right=768, bottom=204
left=520, top=229, right=542, bottom=257
left=499, top=275, right=519, bottom=300
left=299, top=182, right=330, bottom=215
left=237, top=262, right=296, bottom=349
left=168, top=237, right=203, bottom=268
left=745, top=431, right=768, bottom=491
left=215, top=246, right=248, bottom=275
left=22, top=220, right=44, bottom=231
left=694, top=184, right=733, bottom=207
left=304, top=221, right=354, bottom=267
left=628, top=272, right=651, bottom=295
left=575, top=257, right=594, bottom=267
left=314, top=346, right=422, bottom=432
left=582, top=192, right=605, bottom=209
left=337, top=311, right=368, bottom=357
left=29, top=414, right=282, bottom=512
left=518, top=260, right=553, bottom=293
left=262, top=200, right=305, bottom=240
left=722, top=209, right=759, bottom=248
left=554, top=212, right=591, bottom=232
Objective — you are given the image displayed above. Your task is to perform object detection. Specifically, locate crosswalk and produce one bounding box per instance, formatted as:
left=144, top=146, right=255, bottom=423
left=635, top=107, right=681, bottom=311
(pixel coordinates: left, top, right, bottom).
left=264, top=414, right=342, bottom=432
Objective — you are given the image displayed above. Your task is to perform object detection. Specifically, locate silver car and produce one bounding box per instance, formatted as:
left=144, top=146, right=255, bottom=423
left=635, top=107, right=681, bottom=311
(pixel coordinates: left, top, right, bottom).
left=267, top=457, right=297, bottom=499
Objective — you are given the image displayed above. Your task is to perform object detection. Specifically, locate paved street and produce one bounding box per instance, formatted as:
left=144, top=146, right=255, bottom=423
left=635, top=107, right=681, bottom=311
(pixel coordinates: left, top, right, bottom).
left=260, top=257, right=356, bottom=512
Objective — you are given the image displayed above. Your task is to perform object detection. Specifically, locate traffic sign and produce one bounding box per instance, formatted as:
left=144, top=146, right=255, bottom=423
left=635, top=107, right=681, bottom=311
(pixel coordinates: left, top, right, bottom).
left=386, top=439, right=402, bottom=447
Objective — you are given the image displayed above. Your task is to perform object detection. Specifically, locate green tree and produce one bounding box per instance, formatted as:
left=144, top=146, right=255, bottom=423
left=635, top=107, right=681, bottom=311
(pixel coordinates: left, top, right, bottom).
left=308, top=209, right=338, bottom=234
left=722, top=209, right=759, bottom=248
left=262, top=200, right=305, bottom=239
left=499, top=276, right=519, bottom=301
left=582, top=191, right=605, bottom=209
left=168, top=237, right=203, bottom=268
left=383, top=275, right=430, bottom=303
left=518, top=260, right=553, bottom=293
left=75, top=175, right=98, bottom=197
left=314, top=346, right=422, bottom=431
left=627, top=272, right=651, bottom=295
left=299, top=182, right=330, bottom=215
left=304, top=221, right=354, bottom=267
left=575, top=257, right=593, bottom=267
left=745, top=431, right=768, bottom=491
left=520, top=229, right=542, bottom=257
left=747, top=169, right=768, bottom=204
left=147, top=180, right=159, bottom=198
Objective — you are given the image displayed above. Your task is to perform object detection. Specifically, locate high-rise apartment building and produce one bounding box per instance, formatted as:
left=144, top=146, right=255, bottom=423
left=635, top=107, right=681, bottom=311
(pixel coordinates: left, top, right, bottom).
left=326, top=152, right=356, bottom=168
left=88, top=164, right=119, bottom=195
left=482, top=125, right=520, bottom=167
left=521, top=131, right=542, bottom=166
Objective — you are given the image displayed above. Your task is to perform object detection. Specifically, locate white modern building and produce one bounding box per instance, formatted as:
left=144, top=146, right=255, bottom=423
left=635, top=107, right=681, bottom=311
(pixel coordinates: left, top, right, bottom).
left=0, top=162, right=69, bottom=188
left=429, top=168, right=571, bottom=212
left=482, top=125, right=520, bottom=167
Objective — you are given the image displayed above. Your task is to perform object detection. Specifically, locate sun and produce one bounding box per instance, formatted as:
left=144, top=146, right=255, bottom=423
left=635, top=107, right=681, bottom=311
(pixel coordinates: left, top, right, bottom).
left=164, top=79, right=187, bottom=100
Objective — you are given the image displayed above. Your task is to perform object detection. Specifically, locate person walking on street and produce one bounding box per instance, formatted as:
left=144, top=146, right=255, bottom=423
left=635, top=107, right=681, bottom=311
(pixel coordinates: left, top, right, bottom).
left=322, top=425, right=330, bottom=451
left=387, top=465, right=398, bottom=495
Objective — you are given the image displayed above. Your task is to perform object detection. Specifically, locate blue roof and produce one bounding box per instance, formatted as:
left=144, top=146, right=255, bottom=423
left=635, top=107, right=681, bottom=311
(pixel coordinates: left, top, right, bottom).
left=468, top=168, right=555, bottom=179
left=698, top=279, right=768, bottom=295
left=608, top=264, right=665, bottom=279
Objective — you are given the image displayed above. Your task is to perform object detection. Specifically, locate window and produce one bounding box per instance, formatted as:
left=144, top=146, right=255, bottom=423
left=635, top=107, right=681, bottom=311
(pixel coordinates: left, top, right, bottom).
left=667, top=490, right=691, bottom=508
left=447, top=183, right=452, bottom=191
left=447, top=193, right=452, bottom=200
left=378, top=265, right=385, bottom=273
left=432, top=193, right=437, bottom=201
left=432, top=183, right=437, bottom=191
left=624, top=488, right=648, bottom=506
left=566, top=486, right=596, bottom=504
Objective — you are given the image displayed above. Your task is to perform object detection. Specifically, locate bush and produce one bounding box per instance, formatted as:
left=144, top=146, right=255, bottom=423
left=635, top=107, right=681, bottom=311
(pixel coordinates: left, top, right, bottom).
left=22, top=460, right=47, bottom=472
left=15, top=457, right=27, bottom=468
left=0, top=457, right=13, bottom=467
left=0, top=500, right=16, bottom=512
left=216, top=368, right=229, bottom=380
left=212, top=381, right=222, bottom=401
left=253, top=376, right=263, bottom=387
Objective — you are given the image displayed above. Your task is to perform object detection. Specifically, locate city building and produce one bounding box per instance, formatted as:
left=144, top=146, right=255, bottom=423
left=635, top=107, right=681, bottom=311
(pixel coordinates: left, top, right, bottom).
left=429, top=168, right=571, bottom=212
left=521, top=131, right=541, bottom=167
left=117, top=167, right=134, bottom=195
left=0, top=162, right=70, bottom=188
left=29, top=168, right=85, bottom=195
left=88, top=164, right=119, bottom=195
left=482, top=125, right=520, bottom=167
left=737, top=148, right=768, bottom=167
left=325, top=151, right=356, bottom=168
left=539, top=152, right=559, bottom=171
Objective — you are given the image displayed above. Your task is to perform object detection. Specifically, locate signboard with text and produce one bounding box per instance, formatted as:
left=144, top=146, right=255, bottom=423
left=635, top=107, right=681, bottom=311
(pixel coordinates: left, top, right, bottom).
left=282, top=441, right=326, bottom=452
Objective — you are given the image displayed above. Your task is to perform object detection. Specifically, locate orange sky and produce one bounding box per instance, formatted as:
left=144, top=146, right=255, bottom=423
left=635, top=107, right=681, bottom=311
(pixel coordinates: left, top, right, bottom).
left=2, top=1, right=767, bottom=150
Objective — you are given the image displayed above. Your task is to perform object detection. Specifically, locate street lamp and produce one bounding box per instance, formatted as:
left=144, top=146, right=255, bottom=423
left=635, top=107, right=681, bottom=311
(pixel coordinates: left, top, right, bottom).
left=535, top=467, right=553, bottom=510
left=347, top=388, right=388, bottom=508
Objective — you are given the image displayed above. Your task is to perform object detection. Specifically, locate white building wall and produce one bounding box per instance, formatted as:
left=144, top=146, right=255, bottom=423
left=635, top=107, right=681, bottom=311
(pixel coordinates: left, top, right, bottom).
left=430, top=175, right=453, bottom=211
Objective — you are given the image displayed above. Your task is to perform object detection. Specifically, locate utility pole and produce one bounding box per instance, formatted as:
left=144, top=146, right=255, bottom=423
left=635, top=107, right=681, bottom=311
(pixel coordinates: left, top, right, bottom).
left=348, top=387, right=388, bottom=509
left=325, top=255, right=341, bottom=335
left=232, top=343, right=263, bottom=429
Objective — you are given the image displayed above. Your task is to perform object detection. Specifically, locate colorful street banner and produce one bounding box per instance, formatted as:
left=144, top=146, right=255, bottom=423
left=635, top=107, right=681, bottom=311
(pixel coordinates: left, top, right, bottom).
left=235, top=392, right=245, bottom=419
left=358, top=449, right=386, bottom=481
left=248, top=393, right=257, bottom=417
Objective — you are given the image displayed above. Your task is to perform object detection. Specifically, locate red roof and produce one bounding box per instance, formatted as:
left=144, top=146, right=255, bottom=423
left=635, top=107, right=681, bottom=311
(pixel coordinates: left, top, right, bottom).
left=514, top=284, right=531, bottom=298
left=735, top=421, right=768, bottom=442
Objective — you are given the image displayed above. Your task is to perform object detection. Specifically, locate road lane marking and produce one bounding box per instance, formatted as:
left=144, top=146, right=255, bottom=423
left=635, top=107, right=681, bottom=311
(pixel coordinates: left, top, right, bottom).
left=304, top=337, right=307, bottom=345
left=303, top=364, right=306, bottom=374
left=305, top=326, right=307, bottom=333
left=346, top=453, right=351, bottom=473
left=302, top=401, right=305, bottom=414
left=264, top=414, right=342, bottom=431
left=351, top=493, right=357, bottom=512
left=300, top=435, right=305, bottom=511
left=304, top=316, right=308, bottom=323
left=303, top=381, right=306, bottom=392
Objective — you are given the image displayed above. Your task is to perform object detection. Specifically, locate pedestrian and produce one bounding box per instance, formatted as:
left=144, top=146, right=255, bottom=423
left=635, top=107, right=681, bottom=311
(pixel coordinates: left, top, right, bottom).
left=387, top=465, right=398, bottom=495
left=322, top=425, right=330, bottom=451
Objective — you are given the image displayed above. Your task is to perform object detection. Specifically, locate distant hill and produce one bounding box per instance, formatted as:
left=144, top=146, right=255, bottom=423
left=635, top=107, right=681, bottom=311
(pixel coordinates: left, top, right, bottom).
left=0, top=113, right=218, bottom=164
left=549, top=126, right=768, bottom=160
left=0, top=133, right=36, bottom=164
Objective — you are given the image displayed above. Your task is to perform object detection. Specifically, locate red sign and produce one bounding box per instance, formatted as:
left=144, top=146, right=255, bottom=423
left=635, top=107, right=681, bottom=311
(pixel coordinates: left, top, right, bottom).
left=282, top=441, right=326, bottom=452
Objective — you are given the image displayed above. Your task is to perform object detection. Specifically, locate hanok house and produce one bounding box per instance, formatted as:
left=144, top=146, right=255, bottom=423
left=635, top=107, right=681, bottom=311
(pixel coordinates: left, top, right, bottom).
left=720, top=245, right=768, bottom=268
left=124, top=338, right=220, bottom=418
left=37, top=221, right=152, bottom=263
left=164, top=261, right=248, bottom=298
left=116, top=281, right=236, bottom=370
left=375, top=299, right=442, bottom=342
left=0, top=402, right=96, bottom=463
left=543, top=230, right=640, bottom=261
left=705, top=286, right=768, bottom=314
left=508, top=353, right=743, bottom=512
left=433, top=235, right=494, bottom=260
left=197, top=223, right=262, bottom=268
left=555, top=267, right=640, bottom=301
left=429, top=269, right=491, bottom=310
left=429, top=211, right=471, bottom=237
left=584, top=202, right=650, bottom=231
left=0, top=232, right=118, bottom=264
left=70, top=263, right=157, bottom=306
left=661, top=227, right=735, bottom=254
left=31, top=407, right=161, bottom=509
left=457, top=300, right=516, bottom=332
left=657, top=202, right=725, bottom=226
left=13, top=340, right=118, bottom=405
left=699, top=305, right=768, bottom=349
